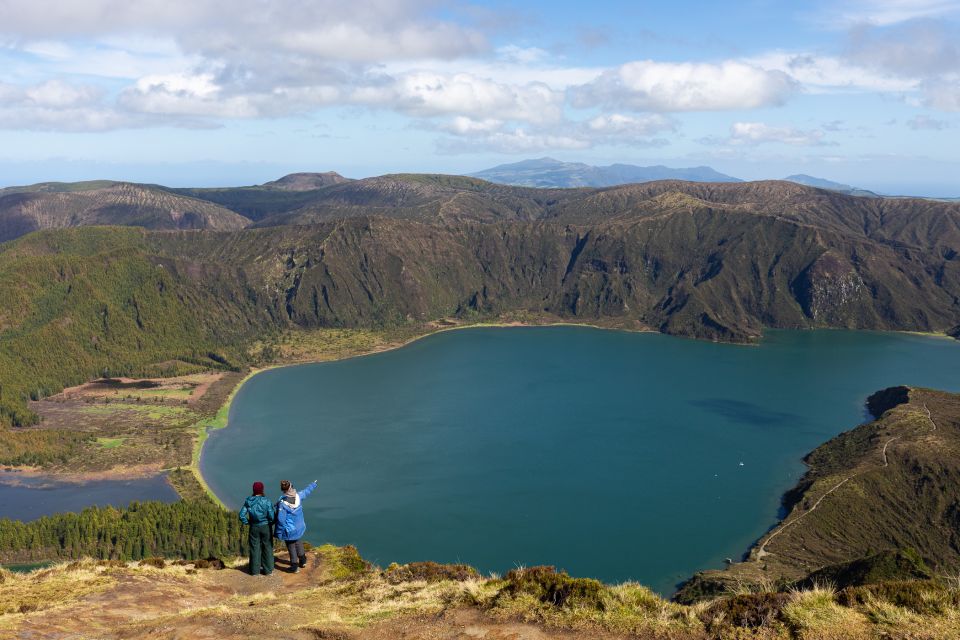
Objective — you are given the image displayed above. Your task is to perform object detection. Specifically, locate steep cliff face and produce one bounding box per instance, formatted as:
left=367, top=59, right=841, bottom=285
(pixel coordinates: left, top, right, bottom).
left=152, top=207, right=960, bottom=342
left=792, top=251, right=868, bottom=324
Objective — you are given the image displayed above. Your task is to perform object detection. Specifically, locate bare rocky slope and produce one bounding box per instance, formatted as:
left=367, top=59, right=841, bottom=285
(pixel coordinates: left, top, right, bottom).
left=0, top=181, right=251, bottom=241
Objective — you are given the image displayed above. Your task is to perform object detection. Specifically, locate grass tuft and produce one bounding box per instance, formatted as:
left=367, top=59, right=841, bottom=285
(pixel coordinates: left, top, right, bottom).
left=782, top=584, right=869, bottom=639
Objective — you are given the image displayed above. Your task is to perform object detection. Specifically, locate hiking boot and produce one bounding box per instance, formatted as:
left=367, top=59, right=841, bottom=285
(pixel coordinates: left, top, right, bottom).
left=291, top=565, right=299, bottom=574
left=299, top=555, right=307, bottom=568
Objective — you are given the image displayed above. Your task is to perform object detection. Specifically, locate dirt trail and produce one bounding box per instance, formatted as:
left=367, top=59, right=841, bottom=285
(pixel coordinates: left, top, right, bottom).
left=921, top=403, right=938, bottom=430
left=756, top=476, right=853, bottom=558
left=756, top=400, right=947, bottom=561
left=880, top=435, right=902, bottom=466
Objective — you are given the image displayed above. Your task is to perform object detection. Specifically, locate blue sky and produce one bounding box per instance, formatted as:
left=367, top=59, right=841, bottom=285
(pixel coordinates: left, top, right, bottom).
left=0, top=0, right=959, bottom=195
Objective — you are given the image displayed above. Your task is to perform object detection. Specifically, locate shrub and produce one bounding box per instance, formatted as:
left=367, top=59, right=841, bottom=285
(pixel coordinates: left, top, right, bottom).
left=140, top=557, right=166, bottom=569
left=701, top=592, right=790, bottom=629
left=192, top=556, right=227, bottom=570
left=383, top=561, right=480, bottom=585
left=498, top=566, right=605, bottom=610
left=97, top=559, right=126, bottom=568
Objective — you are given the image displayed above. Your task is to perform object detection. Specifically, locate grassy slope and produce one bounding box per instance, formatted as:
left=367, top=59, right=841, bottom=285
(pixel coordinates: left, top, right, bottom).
left=678, top=387, right=960, bottom=603
left=3, top=548, right=960, bottom=639
left=0, top=227, right=275, bottom=461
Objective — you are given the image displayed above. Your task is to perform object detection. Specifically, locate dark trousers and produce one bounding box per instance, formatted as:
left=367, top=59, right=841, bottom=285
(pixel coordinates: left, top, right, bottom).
left=248, top=523, right=274, bottom=575
left=286, top=539, right=305, bottom=566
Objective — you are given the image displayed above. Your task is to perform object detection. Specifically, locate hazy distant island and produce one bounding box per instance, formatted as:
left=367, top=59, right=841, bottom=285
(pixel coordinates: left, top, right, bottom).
left=468, top=157, right=743, bottom=187
left=466, top=157, right=890, bottom=197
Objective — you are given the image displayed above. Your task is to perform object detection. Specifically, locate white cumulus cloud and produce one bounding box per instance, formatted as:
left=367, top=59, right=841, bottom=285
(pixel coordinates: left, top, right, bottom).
left=355, top=71, right=564, bottom=124
left=0, top=0, right=487, bottom=62
left=435, top=111, right=674, bottom=154
left=702, top=122, right=828, bottom=146
left=571, top=60, right=797, bottom=112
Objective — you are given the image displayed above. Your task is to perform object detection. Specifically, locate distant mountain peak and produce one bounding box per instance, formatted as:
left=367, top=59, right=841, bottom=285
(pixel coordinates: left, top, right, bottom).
left=262, top=172, right=352, bottom=191
left=469, top=159, right=742, bottom=188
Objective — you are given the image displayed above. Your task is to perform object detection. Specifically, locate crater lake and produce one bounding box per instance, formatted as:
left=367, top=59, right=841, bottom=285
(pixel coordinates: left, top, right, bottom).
left=201, top=327, right=960, bottom=594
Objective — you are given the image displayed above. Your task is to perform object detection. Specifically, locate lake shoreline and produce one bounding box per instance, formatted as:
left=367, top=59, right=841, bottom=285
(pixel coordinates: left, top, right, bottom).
left=195, top=319, right=656, bottom=507
left=195, top=322, right=954, bottom=509
left=0, top=463, right=168, bottom=485
left=200, top=325, right=960, bottom=593
left=0, top=469, right=180, bottom=523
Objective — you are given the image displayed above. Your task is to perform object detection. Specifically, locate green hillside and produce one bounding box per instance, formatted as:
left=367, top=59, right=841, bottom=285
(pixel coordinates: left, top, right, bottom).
left=0, top=227, right=275, bottom=460
left=1, top=174, right=959, bottom=453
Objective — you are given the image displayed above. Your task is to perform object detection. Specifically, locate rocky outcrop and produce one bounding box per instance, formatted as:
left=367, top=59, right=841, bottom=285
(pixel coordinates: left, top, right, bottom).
left=792, top=251, right=868, bottom=324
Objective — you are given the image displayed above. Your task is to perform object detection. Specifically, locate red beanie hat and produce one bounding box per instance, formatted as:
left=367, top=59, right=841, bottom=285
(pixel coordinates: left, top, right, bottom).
left=252, top=481, right=264, bottom=495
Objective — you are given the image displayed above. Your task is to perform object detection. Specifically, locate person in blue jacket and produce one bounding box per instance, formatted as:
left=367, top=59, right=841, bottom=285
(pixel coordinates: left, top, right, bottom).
left=238, top=481, right=275, bottom=576
left=275, top=479, right=317, bottom=572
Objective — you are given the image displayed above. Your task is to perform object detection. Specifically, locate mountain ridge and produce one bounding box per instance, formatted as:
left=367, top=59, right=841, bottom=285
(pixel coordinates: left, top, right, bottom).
left=1, top=171, right=959, bottom=427
left=0, top=182, right=251, bottom=242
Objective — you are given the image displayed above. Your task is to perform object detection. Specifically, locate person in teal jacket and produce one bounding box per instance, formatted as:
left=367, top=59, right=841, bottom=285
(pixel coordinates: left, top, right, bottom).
left=274, top=479, right=317, bottom=573
left=239, top=481, right=275, bottom=575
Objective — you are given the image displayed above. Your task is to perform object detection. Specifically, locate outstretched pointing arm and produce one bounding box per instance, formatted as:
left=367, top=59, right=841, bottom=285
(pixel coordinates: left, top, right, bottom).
left=299, top=480, right=318, bottom=500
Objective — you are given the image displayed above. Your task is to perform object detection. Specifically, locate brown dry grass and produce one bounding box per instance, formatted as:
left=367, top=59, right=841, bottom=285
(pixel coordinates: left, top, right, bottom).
left=5, top=547, right=960, bottom=640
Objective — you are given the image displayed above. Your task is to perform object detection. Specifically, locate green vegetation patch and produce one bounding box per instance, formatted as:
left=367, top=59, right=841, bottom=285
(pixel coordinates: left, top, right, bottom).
left=95, top=437, right=125, bottom=449
left=315, top=544, right=372, bottom=580
left=798, top=549, right=932, bottom=591
left=76, top=403, right=196, bottom=423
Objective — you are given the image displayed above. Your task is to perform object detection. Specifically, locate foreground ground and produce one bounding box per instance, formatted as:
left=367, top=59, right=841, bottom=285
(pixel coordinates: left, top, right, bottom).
left=3, top=545, right=960, bottom=640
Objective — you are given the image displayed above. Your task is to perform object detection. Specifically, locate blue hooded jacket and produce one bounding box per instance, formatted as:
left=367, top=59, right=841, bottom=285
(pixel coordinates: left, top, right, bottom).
left=274, top=481, right=317, bottom=541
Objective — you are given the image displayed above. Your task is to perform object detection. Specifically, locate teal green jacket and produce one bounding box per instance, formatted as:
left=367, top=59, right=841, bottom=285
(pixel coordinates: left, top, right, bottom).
left=239, top=495, right=275, bottom=526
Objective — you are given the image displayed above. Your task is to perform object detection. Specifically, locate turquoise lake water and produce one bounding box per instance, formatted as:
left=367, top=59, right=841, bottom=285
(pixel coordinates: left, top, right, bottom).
left=201, top=328, right=960, bottom=594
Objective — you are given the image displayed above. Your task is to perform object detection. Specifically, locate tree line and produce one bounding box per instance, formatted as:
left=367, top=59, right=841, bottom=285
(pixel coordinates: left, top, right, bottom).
left=0, top=499, right=247, bottom=563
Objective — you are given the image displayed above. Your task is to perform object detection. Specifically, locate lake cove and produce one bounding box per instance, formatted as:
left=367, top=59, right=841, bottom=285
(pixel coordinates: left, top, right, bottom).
left=0, top=472, right=178, bottom=522
left=202, top=327, right=960, bottom=594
